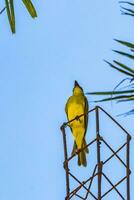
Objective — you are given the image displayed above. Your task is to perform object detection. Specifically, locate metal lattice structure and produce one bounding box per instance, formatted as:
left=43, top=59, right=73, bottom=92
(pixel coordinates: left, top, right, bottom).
left=60, top=106, right=131, bottom=200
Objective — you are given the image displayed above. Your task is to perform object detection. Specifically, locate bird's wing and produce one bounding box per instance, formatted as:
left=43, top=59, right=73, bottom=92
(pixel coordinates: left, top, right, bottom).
left=84, top=96, right=89, bottom=135
left=65, top=97, right=70, bottom=121
left=65, top=96, right=73, bottom=128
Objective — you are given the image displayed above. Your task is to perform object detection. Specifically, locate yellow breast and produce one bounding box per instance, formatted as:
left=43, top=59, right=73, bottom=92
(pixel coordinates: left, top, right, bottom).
left=67, top=101, right=85, bottom=128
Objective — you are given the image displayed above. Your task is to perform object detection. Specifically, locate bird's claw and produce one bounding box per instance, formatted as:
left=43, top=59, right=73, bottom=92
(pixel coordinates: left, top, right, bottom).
left=74, top=149, right=79, bottom=154
left=75, top=115, right=81, bottom=123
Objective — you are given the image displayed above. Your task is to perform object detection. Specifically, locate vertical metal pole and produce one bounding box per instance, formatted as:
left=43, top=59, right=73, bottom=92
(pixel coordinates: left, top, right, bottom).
left=95, top=106, right=102, bottom=200
left=126, top=135, right=130, bottom=200
left=61, top=125, right=70, bottom=199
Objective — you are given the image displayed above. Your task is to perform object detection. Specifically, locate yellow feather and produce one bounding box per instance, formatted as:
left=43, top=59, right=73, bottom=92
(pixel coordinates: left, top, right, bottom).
left=65, top=83, right=89, bottom=166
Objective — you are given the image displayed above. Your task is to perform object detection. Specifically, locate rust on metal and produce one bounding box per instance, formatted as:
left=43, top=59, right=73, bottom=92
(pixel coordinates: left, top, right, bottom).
left=61, top=106, right=132, bottom=199
left=60, top=125, right=70, bottom=197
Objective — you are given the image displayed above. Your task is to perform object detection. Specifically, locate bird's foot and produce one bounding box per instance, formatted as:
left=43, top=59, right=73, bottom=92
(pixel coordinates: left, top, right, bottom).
left=75, top=115, right=81, bottom=123
left=74, top=149, right=79, bottom=154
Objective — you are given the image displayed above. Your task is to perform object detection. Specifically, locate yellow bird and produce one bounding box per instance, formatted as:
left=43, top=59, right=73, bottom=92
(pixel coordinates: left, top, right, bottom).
left=65, top=81, right=89, bottom=166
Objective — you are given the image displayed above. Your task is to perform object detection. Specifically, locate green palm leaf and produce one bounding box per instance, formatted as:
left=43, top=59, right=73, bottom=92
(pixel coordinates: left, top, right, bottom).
left=114, top=39, right=134, bottom=49
left=118, top=83, right=134, bottom=89
left=122, top=11, right=134, bottom=16
left=94, top=95, right=134, bottom=102
left=117, top=97, right=134, bottom=102
left=125, top=109, right=134, bottom=115
left=89, top=1, right=134, bottom=114
left=5, top=0, right=15, bottom=33
left=113, top=50, right=134, bottom=59
left=22, top=0, right=37, bottom=18
left=87, top=89, right=134, bottom=95
left=104, top=60, right=134, bottom=77
left=117, top=109, right=134, bottom=116
left=0, top=7, right=6, bottom=15
left=113, top=60, right=134, bottom=74
left=121, top=6, right=134, bottom=15
left=4, top=0, right=37, bottom=33
left=119, top=1, right=134, bottom=6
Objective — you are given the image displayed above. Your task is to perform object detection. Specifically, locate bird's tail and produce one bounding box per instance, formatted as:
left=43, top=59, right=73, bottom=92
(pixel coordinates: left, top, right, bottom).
left=72, top=139, right=89, bottom=167
left=83, top=139, right=89, bottom=154
left=78, top=150, right=87, bottom=167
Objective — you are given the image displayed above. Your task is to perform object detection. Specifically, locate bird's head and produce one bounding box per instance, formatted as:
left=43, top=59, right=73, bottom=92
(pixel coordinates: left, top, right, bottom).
left=73, top=80, right=84, bottom=95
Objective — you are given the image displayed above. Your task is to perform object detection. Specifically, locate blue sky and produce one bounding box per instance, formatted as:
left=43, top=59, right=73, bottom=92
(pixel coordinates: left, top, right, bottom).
left=0, top=0, right=133, bottom=199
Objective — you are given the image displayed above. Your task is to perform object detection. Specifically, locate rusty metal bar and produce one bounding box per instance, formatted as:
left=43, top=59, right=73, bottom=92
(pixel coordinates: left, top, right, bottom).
left=102, top=173, right=125, bottom=200
left=96, top=106, right=102, bottom=200
left=61, top=106, right=131, bottom=200
left=60, top=124, right=70, bottom=198
left=69, top=186, right=81, bottom=199
left=84, top=164, right=98, bottom=199
left=75, top=193, right=85, bottom=199
left=68, top=172, right=97, bottom=200
left=64, top=107, right=96, bottom=127
left=98, top=106, right=130, bottom=136
left=103, top=142, right=127, bottom=165
left=101, top=175, right=129, bottom=198
left=68, top=171, right=99, bottom=199
left=127, top=135, right=131, bottom=200
left=102, top=138, right=127, bottom=168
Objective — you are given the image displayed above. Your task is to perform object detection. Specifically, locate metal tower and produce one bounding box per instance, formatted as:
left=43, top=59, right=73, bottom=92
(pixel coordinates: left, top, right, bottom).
left=60, top=106, right=131, bottom=200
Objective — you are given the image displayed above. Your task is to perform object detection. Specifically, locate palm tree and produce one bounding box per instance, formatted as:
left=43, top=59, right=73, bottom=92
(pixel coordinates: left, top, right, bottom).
left=88, top=1, right=134, bottom=115
left=0, top=0, right=37, bottom=33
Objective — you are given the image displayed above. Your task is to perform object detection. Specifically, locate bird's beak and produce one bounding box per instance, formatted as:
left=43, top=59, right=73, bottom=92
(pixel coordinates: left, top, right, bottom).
left=74, top=80, right=80, bottom=87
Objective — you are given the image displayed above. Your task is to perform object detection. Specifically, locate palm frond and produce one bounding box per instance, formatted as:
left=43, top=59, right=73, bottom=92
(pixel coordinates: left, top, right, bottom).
left=94, top=95, right=134, bottom=103
left=121, top=6, right=134, bottom=15
left=0, top=7, right=6, bottom=15
left=119, top=1, right=134, bottom=6
left=3, top=1, right=37, bottom=33
left=117, top=109, right=134, bottom=116
left=89, top=1, right=134, bottom=114
left=114, top=39, right=134, bottom=49
left=113, top=60, right=134, bottom=74
left=121, top=11, right=134, bottom=16
left=119, top=83, right=134, bottom=89
left=117, top=97, right=134, bottom=102
left=22, top=0, right=37, bottom=18
left=104, top=60, right=134, bottom=77
left=87, top=89, right=134, bottom=95
left=125, top=109, right=134, bottom=115
left=113, top=50, right=134, bottom=59
left=5, top=0, right=15, bottom=33
left=110, top=78, right=130, bottom=99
